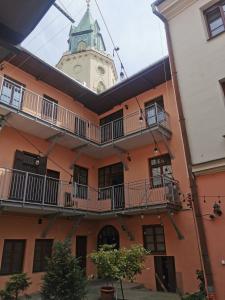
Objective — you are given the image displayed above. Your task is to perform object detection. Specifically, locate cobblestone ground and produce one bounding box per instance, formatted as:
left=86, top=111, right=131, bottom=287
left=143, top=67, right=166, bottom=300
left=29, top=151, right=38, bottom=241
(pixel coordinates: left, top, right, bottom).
left=24, top=281, right=181, bottom=300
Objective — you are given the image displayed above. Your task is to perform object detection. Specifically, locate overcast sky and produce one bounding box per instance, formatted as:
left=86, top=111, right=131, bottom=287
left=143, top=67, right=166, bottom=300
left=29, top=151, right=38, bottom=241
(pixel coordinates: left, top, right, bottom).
left=22, top=0, right=167, bottom=78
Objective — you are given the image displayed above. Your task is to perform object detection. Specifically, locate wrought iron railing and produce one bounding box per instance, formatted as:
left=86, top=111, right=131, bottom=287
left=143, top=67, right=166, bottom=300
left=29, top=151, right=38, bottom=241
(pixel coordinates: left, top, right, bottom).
left=0, top=76, right=170, bottom=145
left=0, top=168, right=180, bottom=212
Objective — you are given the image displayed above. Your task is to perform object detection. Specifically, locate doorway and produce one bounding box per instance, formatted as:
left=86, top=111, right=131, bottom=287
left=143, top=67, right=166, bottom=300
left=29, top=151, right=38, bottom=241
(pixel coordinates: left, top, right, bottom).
left=100, top=109, right=124, bottom=143
left=97, top=225, right=119, bottom=249
left=76, top=236, right=87, bottom=275
left=154, top=256, right=177, bottom=293
left=98, top=162, right=124, bottom=209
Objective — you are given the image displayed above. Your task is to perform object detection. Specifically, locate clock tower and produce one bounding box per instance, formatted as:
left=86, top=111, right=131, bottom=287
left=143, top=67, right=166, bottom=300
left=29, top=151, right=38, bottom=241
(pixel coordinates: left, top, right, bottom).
left=56, top=1, right=117, bottom=93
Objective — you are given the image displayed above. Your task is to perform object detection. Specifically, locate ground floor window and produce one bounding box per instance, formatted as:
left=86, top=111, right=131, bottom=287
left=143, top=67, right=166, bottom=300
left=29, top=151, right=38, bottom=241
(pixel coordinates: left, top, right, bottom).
left=1, top=240, right=26, bottom=275
left=33, top=239, right=53, bottom=273
left=143, top=225, right=166, bottom=254
left=97, top=225, right=120, bottom=249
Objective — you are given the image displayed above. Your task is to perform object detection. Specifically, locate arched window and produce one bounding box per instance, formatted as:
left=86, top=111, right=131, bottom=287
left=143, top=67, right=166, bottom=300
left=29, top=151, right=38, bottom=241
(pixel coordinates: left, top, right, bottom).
left=77, top=41, right=87, bottom=52
left=97, top=81, right=106, bottom=93
left=97, top=225, right=119, bottom=249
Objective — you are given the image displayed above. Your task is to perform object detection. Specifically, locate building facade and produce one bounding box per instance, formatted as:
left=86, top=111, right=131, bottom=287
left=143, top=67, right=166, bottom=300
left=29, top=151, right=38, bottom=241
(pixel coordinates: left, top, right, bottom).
left=56, top=6, right=117, bottom=93
left=153, top=0, right=225, bottom=299
left=0, top=44, right=202, bottom=295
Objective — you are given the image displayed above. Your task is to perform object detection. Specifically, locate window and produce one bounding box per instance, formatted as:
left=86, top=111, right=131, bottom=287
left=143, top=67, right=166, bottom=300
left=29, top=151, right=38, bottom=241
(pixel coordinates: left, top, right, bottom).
left=149, top=154, right=172, bottom=187
left=144, top=96, right=165, bottom=126
left=143, top=225, right=166, bottom=254
left=97, top=81, right=106, bottom=94
left=42, top=94, right=58, bottom=122
left=0, top=76, right=25, bottom=109
left=1, top=240, right=25, bottom=275
left=33, top=239, right=53, bottom=273
left=77, top=41, right=87, bottom=52
left=204, top=1, right=225, bottom=38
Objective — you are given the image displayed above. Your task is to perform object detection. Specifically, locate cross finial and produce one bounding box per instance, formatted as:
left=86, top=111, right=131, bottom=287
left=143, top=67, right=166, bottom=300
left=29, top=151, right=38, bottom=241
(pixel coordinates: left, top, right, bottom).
left=86, top=0, right=91, bottom=8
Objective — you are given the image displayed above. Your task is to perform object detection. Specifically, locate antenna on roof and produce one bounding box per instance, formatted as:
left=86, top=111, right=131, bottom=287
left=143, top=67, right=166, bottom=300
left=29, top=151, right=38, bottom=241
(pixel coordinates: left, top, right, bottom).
left=53, top=2, right=75, bottom=23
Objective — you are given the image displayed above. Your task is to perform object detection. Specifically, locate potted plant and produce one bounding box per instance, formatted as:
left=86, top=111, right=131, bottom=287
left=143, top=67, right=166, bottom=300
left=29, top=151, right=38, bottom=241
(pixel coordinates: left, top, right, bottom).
left=90, top=244, right=148, bottom=300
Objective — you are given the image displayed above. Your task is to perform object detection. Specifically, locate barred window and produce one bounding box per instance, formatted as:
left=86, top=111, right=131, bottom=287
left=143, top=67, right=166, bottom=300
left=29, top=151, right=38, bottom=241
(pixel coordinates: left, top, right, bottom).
left=33, top=239, right=53, bottom=273
left=1, top=240, right=25, bottom=275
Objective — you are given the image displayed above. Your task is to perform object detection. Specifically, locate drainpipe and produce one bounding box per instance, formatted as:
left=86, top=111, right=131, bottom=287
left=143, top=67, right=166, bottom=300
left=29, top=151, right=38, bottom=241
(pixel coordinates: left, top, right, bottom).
left=151, top=3, right=216, bottom=299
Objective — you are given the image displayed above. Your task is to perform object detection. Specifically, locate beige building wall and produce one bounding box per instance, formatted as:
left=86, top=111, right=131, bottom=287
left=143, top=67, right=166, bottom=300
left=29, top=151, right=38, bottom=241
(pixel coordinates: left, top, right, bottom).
left=158, top=0, right=225, bottom=169
left=57, top=50, right=117, bottom=93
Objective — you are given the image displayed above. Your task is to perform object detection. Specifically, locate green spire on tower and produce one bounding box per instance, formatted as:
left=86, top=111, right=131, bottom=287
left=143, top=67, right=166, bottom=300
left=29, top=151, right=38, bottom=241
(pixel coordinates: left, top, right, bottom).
left=68, top=2, right=106, bottom=54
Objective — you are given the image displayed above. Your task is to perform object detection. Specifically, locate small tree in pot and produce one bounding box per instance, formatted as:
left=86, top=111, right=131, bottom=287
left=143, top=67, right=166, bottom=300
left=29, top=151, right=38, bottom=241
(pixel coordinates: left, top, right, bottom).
left=90, top=244, right=148, bottom=300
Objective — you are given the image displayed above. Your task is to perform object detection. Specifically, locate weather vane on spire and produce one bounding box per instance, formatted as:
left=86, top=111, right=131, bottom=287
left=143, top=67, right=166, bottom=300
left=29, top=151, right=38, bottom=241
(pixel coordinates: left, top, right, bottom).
left=86, top=0, right=91, bottom=8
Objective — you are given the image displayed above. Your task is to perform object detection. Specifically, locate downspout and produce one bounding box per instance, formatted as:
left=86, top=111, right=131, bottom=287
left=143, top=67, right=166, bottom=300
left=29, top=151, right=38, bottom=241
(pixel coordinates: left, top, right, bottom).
left=151, top=3, right=215, bottom=299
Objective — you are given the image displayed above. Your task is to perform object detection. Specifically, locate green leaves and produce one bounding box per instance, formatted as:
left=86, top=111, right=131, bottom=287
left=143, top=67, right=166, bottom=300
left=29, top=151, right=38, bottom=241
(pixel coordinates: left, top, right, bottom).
left=90, top=244, right=149, bottom=284
left=41, top=240, right=87, bottom=300
left=0, top=273, right=31, bottom=300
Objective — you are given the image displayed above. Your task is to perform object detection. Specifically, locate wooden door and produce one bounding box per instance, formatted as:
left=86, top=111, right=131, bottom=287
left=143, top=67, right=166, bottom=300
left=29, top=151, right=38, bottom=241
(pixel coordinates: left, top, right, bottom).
left=154, top=256, right=177, bottom=293
left=76, top=236, right=87, bottom=275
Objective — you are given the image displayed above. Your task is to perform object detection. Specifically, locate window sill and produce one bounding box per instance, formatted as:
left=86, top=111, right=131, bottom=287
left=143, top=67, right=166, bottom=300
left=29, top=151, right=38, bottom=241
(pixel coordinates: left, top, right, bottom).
left=207, top=30, right=225, bottom=41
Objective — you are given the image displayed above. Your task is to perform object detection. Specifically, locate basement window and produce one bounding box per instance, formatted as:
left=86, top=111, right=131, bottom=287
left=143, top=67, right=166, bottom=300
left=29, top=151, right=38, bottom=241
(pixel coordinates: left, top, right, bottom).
left=204, top=1, right=225, bottom=38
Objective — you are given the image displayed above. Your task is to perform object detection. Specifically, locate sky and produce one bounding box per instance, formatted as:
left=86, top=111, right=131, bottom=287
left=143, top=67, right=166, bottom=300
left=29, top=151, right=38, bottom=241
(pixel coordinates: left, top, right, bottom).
left=22, top=0, right=168, bottom=78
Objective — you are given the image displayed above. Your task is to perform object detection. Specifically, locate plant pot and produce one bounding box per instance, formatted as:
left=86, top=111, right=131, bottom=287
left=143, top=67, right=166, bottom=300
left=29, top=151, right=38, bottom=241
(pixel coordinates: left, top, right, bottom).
left=101, top=286, right=115, bottom=300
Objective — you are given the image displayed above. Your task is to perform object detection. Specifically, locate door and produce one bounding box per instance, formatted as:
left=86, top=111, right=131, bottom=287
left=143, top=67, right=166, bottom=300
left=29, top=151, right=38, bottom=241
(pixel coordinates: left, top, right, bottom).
left=76, top=236, right=87, bottom=275
left=10, top=150, right=47, bottom=203
left=45, top=169, right=60, bottom=205
left=74, top=117, right=87, bottom=138
left=42, top=94, right=58, bottom=123
left=100, top=109, right=124, bottom=143
left=145, top=96, right=165, bottom=126
left=0, top=76, right=24, bottom=109
left=73, top=165, right=88, bottom=199
left=98, top=162, right=124, bottom=209
left=154, top=256, right=177, bottom=293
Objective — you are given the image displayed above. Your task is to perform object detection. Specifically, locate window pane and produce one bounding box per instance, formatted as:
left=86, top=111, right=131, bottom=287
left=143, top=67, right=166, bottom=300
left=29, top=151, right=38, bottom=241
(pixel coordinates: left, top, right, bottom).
left=1, top=240, right=25, bottom=275
left=155, top=226, right=164, bottom=234
left=157, top=243, right=166, bottom=251
left=33, top=240, right=53, bottom=273
left=145, top=243, right=155, bottom=251
left=207, top=8, right=225, bottom=36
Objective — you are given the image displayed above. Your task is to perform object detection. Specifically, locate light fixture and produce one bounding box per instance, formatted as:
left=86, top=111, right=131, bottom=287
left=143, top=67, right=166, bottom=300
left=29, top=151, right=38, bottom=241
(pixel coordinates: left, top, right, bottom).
left=153, top=145, right=159, bottom=155
left=38, top=218, right=43, bottom=224
left=213, top=202, right=222, bottom=216
left=141, top=214, right=144, bottom=220
left=125, top=104, right=129, bottom=110
left=120, top=63, right=125, bottom=80
left=127, top=154, right=132, bottom=162
left=113, top=47, right=120, bottom=57
left=69, top=175, right=73, bottom=185
left=35, top=158, right=40, bottom=166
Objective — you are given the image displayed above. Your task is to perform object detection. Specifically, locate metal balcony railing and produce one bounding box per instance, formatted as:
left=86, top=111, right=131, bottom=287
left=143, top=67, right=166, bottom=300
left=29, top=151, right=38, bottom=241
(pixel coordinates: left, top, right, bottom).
left=0, top=168, right=180, bottom=213
left=0, top=76, right=171, bottom=145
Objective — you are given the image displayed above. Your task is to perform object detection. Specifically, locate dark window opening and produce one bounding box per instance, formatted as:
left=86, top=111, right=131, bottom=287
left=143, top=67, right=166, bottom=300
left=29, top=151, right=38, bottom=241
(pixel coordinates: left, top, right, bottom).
left=144, top=96, right=165, bottom=126
left=0, top=75, right=25, bottom=109
left=97, top=225, right=120, bottom=249
left=73, top=165, right=88, bottom=199
left=1, top=240, right=25, bottom=275
left=33, top=239, right=53, bottom=273
left=42, top=94, right=58, bottom=122
left=100, top=109, right=124, bottom=143
left=143, top=225, right=166, bottom=254
left=149, top=154, right=172, bottom=187
left=204, top=1, right=225, bottom=38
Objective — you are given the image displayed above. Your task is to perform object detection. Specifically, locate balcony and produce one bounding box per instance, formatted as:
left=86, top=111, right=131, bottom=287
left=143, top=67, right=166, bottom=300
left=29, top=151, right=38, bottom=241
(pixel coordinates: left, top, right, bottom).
left=0, top=168, right=181, bottom=217
left=0, top=76, right=171, bottom=158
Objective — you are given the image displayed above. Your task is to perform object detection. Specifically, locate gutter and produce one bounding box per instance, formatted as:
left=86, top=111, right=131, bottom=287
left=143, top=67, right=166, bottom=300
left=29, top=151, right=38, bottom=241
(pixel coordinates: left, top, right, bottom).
left=151, top=2, right=215, bottom=298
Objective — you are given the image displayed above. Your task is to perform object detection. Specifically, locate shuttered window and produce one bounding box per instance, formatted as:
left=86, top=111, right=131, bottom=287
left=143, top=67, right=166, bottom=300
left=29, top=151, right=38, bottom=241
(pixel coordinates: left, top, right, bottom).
left=1, top=240, right=25, bottom=275
left=33, top=239, right=53, bottom=273
left=143, top=225, right=166, bottom=254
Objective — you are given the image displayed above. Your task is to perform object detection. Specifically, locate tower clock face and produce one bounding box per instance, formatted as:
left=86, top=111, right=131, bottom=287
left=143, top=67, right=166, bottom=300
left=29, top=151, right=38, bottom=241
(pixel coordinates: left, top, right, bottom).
left=73, top=65, right=82, bottom=74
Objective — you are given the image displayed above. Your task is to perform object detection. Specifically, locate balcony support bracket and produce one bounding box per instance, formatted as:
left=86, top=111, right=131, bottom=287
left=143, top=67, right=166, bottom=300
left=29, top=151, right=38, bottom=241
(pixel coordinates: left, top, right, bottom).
left=45, top=133, right=65, bottom=156
left=70, top=144, right=88, bottom=169
left=113, top=145, right=129, bottom=171
left=41, top=213, right=61, bottom=238
left=167, top=211, right=184, bottom=240
left=117, top=214, right=135, bottom=241
left=159, top=131, right=174, bottom=159
left=66, top=215, right=84, bottom=240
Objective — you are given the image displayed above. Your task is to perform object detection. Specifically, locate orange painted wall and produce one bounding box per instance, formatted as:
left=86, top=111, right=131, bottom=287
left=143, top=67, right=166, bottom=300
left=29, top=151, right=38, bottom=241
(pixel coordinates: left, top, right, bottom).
left=196, top=172, right=225, bottom=300
left=0, top=211, right=200, bottom=294
left=0, top=62, right=202, bottom=295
